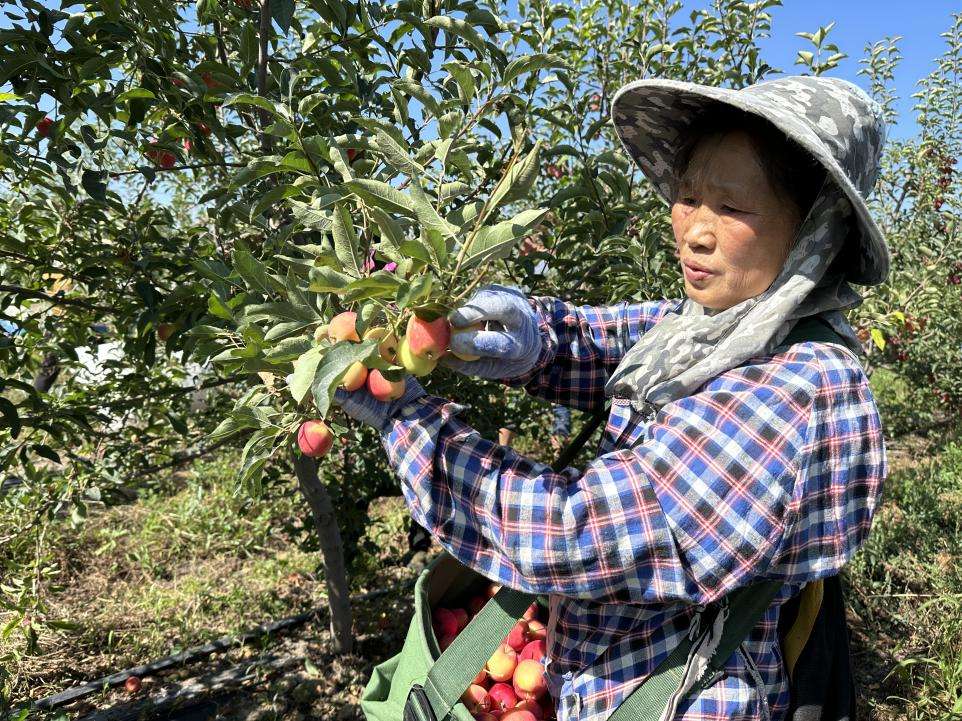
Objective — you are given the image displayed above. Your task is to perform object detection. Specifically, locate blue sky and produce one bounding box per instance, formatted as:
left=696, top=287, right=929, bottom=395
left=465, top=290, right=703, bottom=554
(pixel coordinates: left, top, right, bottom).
left=696, top=0, right=960, bottom=139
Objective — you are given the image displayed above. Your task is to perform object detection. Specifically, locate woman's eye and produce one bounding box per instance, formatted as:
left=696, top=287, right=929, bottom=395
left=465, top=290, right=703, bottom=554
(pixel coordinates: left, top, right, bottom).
left=680, top=196, right=697, bottom=205
left=721, top=204, right=742, bottom=213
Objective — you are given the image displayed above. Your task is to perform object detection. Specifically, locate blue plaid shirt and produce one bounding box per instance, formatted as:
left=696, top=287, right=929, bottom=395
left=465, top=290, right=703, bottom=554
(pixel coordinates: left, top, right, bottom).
left=381, top=297, right=887, bottom=721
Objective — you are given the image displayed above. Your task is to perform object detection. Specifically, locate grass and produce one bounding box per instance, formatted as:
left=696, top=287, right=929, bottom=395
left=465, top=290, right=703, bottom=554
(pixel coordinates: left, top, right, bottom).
left=2, top=368, right=961, bottom=718
left=846, top=436, right=962, bottom=719
left=0, top=452, right=411, bottom=705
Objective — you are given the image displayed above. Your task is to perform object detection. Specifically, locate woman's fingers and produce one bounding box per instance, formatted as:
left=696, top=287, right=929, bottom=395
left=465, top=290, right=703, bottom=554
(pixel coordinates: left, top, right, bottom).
left=447, top=285, right=526, bottom=328
left=449, top=327, right=528, bottom=360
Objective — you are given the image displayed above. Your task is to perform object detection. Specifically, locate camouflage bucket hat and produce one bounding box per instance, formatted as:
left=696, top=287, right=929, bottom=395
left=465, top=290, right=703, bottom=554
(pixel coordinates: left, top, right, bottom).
left=609, top=75, right=890, bottom=286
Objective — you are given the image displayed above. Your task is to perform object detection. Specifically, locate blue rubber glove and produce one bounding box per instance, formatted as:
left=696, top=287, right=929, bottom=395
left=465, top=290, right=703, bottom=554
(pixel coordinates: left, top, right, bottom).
left=333, top=376, right=426, bottom=432
left=442, top=284, right=542, bottom=380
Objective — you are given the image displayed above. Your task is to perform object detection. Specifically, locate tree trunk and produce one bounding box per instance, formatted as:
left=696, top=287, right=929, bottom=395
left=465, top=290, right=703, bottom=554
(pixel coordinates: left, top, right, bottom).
left=292, top=452, right=353, bottom=653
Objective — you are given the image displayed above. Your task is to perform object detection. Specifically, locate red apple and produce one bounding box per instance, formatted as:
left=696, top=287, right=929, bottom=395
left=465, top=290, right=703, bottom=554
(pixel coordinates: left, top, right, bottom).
left=366, top=369, right=405, bottom=401
left=195, top=122, right=212, bottom=136
left=432, top=607, right=459, bottom=639
left=461, top=684, right=491, bottom=715
left=485, top=645, right=518, bottom=683
left=156, top=323, right=177, bottom=341
left=505, top=620, right=529, bottom=652
left=35, top=116, right=53, bottom=138
left=406, top=314, right=450, bottom=360
left=519, top=639, right=546, bottom=663
left=468, top=594, right=488, bottom=617
left=451, top=607, right=469, bottom=633
left=487, top=682, right=518, bottom=714
left=514, top=700, right=544, bottom=720
left=297, top=420, right=334, bottom=458
left=363, top=326, right=399, bottom=364
left=124, top=676, right=142, bottom=693
left=340, top=361, right=368, bottom=392
left=501, top=709, right=538, bottom=721
left=328, top=311, right=360, bottom=342
left=512, top=659, right=547, bottom=701
left=526, top=619, right=546, bottom=641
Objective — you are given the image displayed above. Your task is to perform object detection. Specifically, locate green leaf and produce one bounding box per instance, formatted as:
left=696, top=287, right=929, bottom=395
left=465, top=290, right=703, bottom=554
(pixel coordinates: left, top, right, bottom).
left=308, top=266, right=353, bottom=292
left=230, top=161, right=289, bottom=189
left=0, top=397, right=20, bottom=439
left=337, top=272, right=403, bottom=303
left=244, top=302, right=317, bottom=323
left=344, top=179, right=415, bottom=217
left=870, top=328, right=885, bottom=350
left=224, top=93, right=288, bottom=119
left=443, top=61, right=476, bottom=105
left=438, top=181, right=471, bottom=205
left=310, top=341, right=381, bottom=417
left=424, top=15, right=488, bottom=55
left=281, top=151, right=312, bottom=173
left=116, top=87, right=155, bottom=102
left=369, top=206, right=406, bottom=249
left=81, top=170, right=108, bottom=201
left=251, top=183, right=302, bottom=220
left=396, top=273, right=433, bottom=309
left=264, top=336, right=312, bottom=362
left=328, top=135, right=355, bottom=182
left=235, top=250, right=287, bottom=295
left=485, top=141, right=542, bottom=217
left=208, top=291, right=235, bottom=320
left=584, top=117, right=606, bottom=142
left=420, top=227, right=448, bottom=267
left=391, top=79, right=440, bottom=116
left=374, top=129, right=424, bottom=177
left=290, top=345, right=324, bottom=403
left=332, top=203, right=363, bottom=277
left=264, top=320, right=314, bottom=342
left=462, top=208, right=548, bottom=269
left=272, top=0, right=295, bottom=34
left=398, top=239, right=433, bottom=264
left=502, top=53, right=565, bottom=85
left=409, top=179, right=458, bottom=243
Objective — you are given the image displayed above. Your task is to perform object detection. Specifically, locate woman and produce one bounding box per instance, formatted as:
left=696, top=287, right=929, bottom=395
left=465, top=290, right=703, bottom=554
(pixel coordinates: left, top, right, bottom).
left=336, top=76, right=888, bottom=721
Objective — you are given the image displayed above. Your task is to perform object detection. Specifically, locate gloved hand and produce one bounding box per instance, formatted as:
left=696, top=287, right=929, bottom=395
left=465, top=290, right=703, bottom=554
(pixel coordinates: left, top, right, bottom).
left=442, top=284, right=542, bottom=380
left=333, top=376, right=426, bottom=431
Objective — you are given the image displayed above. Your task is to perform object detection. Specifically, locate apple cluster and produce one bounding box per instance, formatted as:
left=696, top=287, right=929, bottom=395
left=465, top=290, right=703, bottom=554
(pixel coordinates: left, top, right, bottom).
left=296, top=310, right=480, bottom=458
left=434, top=581, right=554, bottom=721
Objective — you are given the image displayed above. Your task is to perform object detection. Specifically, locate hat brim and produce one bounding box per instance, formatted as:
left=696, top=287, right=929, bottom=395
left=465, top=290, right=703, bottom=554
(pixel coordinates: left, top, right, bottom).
left=609, top=79, right=889, bottom=286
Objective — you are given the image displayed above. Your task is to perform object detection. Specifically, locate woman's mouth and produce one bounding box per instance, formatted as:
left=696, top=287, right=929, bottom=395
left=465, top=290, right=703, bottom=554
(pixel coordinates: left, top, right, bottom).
left=683, top=262, right=714, bottom=282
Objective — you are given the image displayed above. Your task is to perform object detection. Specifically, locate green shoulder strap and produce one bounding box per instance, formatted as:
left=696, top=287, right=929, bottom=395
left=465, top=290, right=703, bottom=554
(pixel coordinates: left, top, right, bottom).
left=417, top=315, right=846, bottom=721
left=782, top=314, right=846, bottom=348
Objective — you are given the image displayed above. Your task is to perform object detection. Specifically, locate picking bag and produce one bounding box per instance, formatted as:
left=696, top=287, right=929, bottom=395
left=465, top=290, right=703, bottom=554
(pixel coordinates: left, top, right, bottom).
left=360, top=552, right=531, bottom=721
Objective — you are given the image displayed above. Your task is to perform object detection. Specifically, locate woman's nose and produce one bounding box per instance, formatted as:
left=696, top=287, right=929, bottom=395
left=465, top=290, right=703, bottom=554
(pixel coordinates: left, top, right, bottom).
left=683, top=205, right=716, bottom=249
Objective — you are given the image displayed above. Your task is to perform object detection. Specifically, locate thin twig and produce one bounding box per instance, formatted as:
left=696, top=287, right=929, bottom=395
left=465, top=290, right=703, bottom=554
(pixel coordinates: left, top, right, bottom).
left=257, top=0, right=273, bottom=153
left=0, top=284, right=116, bottom=313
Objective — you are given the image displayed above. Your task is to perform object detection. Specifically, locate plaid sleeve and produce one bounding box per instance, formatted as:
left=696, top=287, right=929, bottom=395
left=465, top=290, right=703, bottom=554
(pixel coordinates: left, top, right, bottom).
left=504, top=297, right=683, bottom=411
left=382, top=344, right=885, bottom=605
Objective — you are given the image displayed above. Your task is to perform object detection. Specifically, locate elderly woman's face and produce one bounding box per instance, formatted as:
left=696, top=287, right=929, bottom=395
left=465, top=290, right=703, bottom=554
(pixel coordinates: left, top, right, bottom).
left=670, top=130, right=801, bottom=311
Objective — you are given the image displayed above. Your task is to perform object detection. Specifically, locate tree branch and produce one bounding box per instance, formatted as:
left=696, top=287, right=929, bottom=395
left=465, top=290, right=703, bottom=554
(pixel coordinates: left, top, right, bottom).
left=258, top=0, right=273, bottom=153
left=0, top=284, right=116, bottom=313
